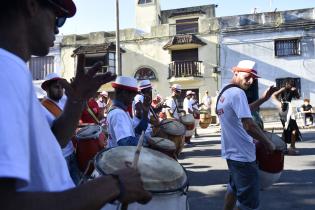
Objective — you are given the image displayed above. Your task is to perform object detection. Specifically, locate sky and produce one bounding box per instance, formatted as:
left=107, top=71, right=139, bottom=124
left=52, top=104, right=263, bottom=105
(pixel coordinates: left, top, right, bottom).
left=59, top=0, right=315, bottom=35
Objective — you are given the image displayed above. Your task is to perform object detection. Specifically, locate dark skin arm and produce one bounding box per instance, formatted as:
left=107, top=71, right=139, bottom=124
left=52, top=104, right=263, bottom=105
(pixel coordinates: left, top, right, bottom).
left=51, top=54, right=116, bottom=148
left=0, top=168, right=151, bottom=210
left=250, top=85, right=279, bottom=112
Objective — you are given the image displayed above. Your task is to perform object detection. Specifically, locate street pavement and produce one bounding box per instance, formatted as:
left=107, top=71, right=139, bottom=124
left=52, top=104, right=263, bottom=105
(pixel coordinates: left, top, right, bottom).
left=178, top=124, right=315, bottom=210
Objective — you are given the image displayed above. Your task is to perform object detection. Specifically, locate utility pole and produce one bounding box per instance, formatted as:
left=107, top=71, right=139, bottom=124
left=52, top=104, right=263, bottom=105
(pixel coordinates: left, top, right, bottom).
left=115, top=0, right=122, bottom=75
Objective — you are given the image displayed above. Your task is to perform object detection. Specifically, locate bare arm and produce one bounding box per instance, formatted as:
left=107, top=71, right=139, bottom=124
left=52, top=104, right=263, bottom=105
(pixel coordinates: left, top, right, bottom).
left=271, top=87, right=285, bottom=110
left=0, top=168, right=151, bottom=210
left=51, top=55, right=116, bottom=148
left=242, top=118, right=276, bottom=153
left=250, top=85, right=279, bottom=112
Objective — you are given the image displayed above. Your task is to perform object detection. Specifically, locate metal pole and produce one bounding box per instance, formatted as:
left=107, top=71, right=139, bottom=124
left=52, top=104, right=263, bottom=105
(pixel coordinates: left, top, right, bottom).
left=115, top=0, right=122, bottom=75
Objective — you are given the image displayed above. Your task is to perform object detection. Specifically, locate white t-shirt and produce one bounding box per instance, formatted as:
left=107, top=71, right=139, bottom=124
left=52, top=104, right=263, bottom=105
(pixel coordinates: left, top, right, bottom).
left=0, top=48, right=74, bottom=191
left=107, top=108, right=135, bottom=148
left=216, top=86, right=255, bottom=162
left=164, top=97, right=180, bottom=119
left=183, top=97, right=193, bottom=114
left=202, top=95, right=211, bottom=109
left=132, top=94, right=152, bottom=136
left=41, top=97, right=74, bottom=158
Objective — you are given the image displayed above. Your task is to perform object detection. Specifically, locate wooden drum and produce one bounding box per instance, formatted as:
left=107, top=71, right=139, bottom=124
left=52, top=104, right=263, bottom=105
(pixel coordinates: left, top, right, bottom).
left=199, top=111, right=212, bottom=129
left=154, top=119, right=186, bottom=157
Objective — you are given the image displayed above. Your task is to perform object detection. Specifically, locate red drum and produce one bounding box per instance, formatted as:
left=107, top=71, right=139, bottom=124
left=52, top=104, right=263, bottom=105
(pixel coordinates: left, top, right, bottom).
left=147, top=137, right=176, bottom=159
left=75, top=125, right=106, bottom=174
left=255, top=131, right=286, bottom=189
left=180, top=114, right=195, bottom=143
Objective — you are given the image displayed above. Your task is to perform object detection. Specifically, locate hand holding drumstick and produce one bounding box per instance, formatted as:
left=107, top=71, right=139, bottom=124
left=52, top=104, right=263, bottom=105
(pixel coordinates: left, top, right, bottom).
left=120, top=132, right=150, bottom=210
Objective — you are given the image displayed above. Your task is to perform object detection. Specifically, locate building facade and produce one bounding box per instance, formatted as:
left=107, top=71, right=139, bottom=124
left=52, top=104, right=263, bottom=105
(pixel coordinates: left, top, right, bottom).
left=61, top=0, right=220, bottom=112
left=218, top=8, right=315, bottom=120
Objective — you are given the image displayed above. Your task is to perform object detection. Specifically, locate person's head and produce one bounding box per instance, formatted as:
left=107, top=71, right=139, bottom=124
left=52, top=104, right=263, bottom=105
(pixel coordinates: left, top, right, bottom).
left=304, top=98, right=310, bottom=105
left=0, top=0, right=76, bottom=59
left=155, top=94, right=162, bottom=103
left=232, top=60, right=259, bottom=90
left=284, top=78, right=295, bottom=90
left=186, top=90, right=193, bottom=99
left=99, top=91, right=108, bottom=100
left=171, top=84, right=182, bottom=98
left=41, top=73, right=64, bottom=101
left=112, top=76, right=138, bottom=106
left=138, top=80, right=152, bottom=98
left=205, top=90, right=209, bottom=95
left=192, top=92, right=197, bottom=99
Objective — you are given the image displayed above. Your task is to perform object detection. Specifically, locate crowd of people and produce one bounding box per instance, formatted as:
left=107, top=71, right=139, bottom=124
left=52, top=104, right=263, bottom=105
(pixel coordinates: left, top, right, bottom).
left=0, top=1, right=311, bottom=210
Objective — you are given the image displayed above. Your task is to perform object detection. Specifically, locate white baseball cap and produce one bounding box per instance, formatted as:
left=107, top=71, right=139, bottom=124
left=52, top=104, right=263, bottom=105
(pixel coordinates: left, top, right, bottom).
left=232, top=60, right=260, bottom=78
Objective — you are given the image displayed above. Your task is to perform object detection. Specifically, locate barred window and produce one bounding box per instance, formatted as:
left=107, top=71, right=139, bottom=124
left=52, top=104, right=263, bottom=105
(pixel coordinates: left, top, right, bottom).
left=176, top=18, right=199, bottom=34
left=134, top=67, right=156, bottom=80
left=29, top=56, right=54, bottom=80
left=275, top=39, right=301, bottom=57
left=138, top=0, right=152, bottom=4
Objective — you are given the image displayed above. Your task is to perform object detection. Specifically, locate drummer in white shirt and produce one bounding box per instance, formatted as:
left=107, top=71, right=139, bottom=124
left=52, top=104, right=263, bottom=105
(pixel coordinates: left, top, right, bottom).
left=106, top=76, right=150, bottom=148
left=164, top=84, right=183, bottom=120
left=132, top=80, right=158, bottom=143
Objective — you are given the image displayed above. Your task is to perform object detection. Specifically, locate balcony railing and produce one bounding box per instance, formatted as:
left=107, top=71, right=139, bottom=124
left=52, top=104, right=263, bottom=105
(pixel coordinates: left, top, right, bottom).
left=168, top=60, right=203, bottom=79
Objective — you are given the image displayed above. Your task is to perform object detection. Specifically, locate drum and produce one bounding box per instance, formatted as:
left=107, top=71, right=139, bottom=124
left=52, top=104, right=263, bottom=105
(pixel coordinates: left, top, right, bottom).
left=154, top=119, right=186, bottom=157
left=95, top=146, right=189, bottom=210
left=255, top=131, right=286, bottom=189
left=147, top=137, right=176, bottom=159
left=180, top=114, right=195, bottom=143
left=75, top=125, right=106, bottom=174
left=199, top=111, right=212, bottom=129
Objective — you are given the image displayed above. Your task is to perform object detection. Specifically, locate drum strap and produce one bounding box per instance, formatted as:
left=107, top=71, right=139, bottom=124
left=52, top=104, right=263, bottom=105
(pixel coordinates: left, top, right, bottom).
left=41, top=99, right=62, bottom=118
left=215, top=84, right=240, bottom=115
left=86, top=105, right=100, bottom=124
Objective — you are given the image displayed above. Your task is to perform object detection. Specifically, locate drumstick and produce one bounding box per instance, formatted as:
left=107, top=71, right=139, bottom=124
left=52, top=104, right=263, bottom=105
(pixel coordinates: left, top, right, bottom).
left=132, top=131, right=145, bottom=169
left=121, top=131, right=145, bottom=210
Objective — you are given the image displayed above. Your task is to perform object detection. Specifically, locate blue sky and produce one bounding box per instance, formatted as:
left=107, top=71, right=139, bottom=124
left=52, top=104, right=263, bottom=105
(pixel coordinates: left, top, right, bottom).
left=59, top=0, right=315, bottom=35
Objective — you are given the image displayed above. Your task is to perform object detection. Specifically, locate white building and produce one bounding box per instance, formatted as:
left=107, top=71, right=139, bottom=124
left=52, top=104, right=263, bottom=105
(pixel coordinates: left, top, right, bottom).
left=218, top=8, right=315, bottom=120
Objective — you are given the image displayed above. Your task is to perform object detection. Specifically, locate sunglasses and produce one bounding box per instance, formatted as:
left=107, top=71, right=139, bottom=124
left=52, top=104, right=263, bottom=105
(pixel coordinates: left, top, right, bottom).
left=45, top=0, right=69, bottom=27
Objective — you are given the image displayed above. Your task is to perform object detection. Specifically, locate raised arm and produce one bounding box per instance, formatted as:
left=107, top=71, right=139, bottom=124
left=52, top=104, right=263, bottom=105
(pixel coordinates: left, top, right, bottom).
left=250, top=85, right=279, bottom=112
left=51, top=54, right=116, bottom=148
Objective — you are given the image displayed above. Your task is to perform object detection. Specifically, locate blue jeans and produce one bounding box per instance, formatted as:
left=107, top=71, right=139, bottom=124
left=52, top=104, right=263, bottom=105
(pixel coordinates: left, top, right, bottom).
left=65, top=152, right=81, bottom=185
left=226, top=159, right=260, bottom=210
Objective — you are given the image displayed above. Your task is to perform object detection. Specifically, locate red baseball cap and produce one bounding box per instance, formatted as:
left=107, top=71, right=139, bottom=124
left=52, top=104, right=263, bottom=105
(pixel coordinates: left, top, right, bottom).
left=47, top=0, right=77, bottom=18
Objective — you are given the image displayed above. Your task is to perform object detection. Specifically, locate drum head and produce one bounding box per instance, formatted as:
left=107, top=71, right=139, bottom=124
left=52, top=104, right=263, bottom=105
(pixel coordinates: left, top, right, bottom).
left=180, top=114, right=195, bottom=125
left=76, top=125, right=102, bottom=139
left=95, top=146, right=187, bottom=192
left=264, top=132, right=286, bottom=151
left=160, top=119, right=186, bottom=136
left=148, top=137, right=176, bottom=151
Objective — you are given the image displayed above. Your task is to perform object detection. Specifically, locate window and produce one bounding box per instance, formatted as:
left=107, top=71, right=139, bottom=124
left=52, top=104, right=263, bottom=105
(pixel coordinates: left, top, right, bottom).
left=134, top=67, right=156, bottom=80
left=275, top=39, right=301, bottom=57
left=29, top=56, right=54, bottom=80
left=176, top=18, right=199, bottom=34
left=84, top=52, right=116, bottom=74
left=138, top=0, right=152, bottom=4
left=276, top=77, right=301, bottom=93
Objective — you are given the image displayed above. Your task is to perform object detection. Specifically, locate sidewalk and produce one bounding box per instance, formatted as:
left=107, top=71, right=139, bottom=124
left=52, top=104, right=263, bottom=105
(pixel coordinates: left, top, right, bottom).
left=195, top=121, right=315, bottom=137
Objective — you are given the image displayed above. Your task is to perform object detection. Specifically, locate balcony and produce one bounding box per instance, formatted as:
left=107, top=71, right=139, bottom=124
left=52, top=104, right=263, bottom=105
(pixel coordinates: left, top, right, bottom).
left=168, top=60, right=203, bottom=79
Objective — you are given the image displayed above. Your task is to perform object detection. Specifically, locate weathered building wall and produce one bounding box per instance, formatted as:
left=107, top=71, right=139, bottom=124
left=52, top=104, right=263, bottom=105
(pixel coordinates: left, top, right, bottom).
left=218, top=8, right=315, bottom=120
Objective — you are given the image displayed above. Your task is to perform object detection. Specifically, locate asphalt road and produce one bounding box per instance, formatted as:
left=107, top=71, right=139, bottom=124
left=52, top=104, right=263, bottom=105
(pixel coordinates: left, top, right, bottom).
left=178, top=129, right=315, bottom=210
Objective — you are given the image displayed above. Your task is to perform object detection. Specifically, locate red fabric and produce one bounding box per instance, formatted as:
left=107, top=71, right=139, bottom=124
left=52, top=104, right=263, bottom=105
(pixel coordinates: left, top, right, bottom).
left=127, top=104, right=133, bottom=117
left=80, top=99, right=100, bottom=123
